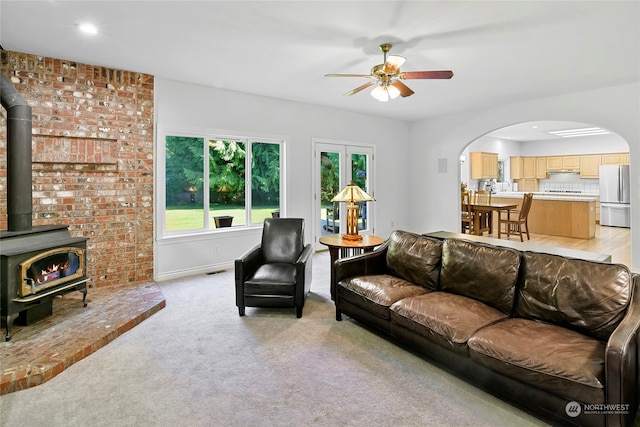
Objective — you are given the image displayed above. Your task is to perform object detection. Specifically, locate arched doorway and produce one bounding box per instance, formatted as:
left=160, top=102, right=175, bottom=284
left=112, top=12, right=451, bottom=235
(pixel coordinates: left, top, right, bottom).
left=459, top=120, right=631, bottom=266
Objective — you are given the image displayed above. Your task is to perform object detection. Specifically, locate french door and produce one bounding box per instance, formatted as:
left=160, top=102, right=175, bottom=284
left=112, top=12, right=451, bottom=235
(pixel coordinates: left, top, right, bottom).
left=314, top=141, right=374, bottom=250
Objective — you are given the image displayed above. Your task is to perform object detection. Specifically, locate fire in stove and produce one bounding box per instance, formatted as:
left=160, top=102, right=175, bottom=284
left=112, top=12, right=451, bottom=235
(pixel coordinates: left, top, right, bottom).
left=41, top=265, right=66, bottom=283
left=21, top=248, right=84, bottom=296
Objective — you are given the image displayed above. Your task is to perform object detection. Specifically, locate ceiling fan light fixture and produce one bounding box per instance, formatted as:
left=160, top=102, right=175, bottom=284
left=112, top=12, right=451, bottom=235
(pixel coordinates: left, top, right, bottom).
left=371, top=85, right=389, bottom=102
left=327, top=43, right=453, bottom=101
left=387, top=83, right=401, bottom=99
left=371, top=82, right=400, bottom=102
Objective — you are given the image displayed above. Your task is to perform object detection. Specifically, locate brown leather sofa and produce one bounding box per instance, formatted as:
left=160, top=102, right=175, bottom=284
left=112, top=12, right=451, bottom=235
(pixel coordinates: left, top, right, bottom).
left=335, top=230, right=640, bottom=427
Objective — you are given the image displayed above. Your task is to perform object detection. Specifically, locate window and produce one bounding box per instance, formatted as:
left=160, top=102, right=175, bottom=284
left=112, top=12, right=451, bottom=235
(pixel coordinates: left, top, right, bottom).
left=163, top=133, right=282, bottom=234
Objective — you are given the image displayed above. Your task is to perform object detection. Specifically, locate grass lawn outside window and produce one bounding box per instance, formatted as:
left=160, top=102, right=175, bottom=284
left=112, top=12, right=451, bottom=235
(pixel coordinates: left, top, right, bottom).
left=166, top=206, right=280, bottom=231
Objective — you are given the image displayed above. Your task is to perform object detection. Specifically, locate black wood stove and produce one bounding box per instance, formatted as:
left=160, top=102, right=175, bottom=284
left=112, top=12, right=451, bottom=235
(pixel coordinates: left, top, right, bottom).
left=1, top=225, right=89, bottom=340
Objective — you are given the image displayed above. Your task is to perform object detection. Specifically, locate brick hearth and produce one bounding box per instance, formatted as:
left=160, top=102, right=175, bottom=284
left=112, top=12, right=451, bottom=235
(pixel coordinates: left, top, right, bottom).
left=0, top=284, right=165, bottom=395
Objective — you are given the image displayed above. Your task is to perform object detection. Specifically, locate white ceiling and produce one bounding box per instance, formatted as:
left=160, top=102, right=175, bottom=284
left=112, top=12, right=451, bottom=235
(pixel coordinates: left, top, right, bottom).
left=1, top=1, right=639, bottom=141
left=485, top=120, right=622, bottom=143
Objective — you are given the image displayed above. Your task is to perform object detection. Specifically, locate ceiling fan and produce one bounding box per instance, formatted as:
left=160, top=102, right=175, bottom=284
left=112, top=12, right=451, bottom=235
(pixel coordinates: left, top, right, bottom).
left=325, top=43, right=454, bottom=102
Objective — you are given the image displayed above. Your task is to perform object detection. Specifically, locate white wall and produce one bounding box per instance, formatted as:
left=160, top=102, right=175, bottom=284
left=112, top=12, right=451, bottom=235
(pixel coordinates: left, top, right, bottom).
left=520, top=134, right=629, bottom=156
left=154, top=79, right=410, bottom=280
left=409, top=82, right=640, bottom=272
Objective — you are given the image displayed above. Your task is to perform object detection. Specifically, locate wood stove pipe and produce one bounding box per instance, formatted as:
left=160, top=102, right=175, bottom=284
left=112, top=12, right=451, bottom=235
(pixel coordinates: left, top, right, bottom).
left=1, top=72, right=32, bottom=231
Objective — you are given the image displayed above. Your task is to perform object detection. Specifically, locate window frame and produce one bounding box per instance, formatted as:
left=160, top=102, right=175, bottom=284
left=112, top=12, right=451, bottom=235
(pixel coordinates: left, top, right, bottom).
left=159, top=129, right=285, bottom=238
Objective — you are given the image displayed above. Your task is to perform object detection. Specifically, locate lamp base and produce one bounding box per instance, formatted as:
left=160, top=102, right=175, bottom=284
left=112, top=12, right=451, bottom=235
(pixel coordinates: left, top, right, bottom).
left=341, top=233, right=363, bottom=241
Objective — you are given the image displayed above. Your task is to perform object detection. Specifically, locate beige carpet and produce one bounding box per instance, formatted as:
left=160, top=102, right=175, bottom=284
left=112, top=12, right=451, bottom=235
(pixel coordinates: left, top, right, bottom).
left=0, top=252, right=551, bottom=427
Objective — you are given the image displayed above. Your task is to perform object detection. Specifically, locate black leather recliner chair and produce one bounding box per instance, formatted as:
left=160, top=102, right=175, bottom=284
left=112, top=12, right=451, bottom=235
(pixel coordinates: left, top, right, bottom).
left=235, top=218, right=312, bottom=318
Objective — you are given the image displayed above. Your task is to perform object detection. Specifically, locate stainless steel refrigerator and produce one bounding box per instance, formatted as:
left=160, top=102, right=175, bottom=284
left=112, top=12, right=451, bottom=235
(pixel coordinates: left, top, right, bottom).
left=599, top=164, right=630, bottom=228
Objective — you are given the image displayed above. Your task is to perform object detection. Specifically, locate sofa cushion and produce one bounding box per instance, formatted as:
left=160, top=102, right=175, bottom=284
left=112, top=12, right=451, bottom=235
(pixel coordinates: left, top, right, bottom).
left=515, top=252, right=632, bottom=341
left=386, top=231, right=442, bottom=291
left=439, top=239, right=520, bottom=314
left=390, top=292, right=508, bottom=354
left=339, top=275, right=430, bottom=319
left=468, top=317, right=606, bottom=404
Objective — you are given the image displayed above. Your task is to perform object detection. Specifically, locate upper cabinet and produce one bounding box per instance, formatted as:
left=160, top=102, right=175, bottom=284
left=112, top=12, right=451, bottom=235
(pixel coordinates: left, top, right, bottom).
left=535, top=157, right=548, bottom=179
left=602, top=152, right=630, bottom=165
left=522, top=157, right=536, bottom=179
left=546, top=156, right=563, bottom=170
left=510, top=156, right=523, bottom=179
left=511, top=156, right=546, bottom=179
left=547, top=155, right=580, bottom=170
left=562, top=156, right=580, bottom=170
left=508, top=152, right=627, bottom=182
left=580, top=155, right=601, bottom=178
left=470, top=152, right=498, bottom=179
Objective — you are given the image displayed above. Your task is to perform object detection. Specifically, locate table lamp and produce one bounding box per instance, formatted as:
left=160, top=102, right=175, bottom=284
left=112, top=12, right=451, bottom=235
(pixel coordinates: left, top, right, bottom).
left=331, top=181, right=375, bottom=241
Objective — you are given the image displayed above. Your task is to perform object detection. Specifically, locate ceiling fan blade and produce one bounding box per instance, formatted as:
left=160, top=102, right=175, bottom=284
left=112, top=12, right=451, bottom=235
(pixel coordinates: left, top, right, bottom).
left=345, top=81, right=375, bottom=96
left=390, top=81, right=414, bottom=97
left=325, top=73, right=374, bottom=78
left=381, top=55, right=406, bottom=74
left=399, top=70, right=454, bottom=80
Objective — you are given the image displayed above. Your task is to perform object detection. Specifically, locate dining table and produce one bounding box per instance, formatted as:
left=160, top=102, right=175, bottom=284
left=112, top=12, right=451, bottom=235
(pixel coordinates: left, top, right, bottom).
left=470, top=201, right=518, bottom=235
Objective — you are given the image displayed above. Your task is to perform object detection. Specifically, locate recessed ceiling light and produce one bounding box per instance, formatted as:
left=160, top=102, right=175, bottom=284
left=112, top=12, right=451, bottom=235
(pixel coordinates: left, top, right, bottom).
left=532, top=125, right=539, bottom=129
left=547, top=127, right=610, bottom=138
left=78, top=23, right=98, bottom=35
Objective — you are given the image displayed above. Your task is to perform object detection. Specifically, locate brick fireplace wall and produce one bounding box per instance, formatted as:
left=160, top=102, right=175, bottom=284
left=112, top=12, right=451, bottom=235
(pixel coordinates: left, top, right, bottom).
left=0, top=50, right=154, bottom=288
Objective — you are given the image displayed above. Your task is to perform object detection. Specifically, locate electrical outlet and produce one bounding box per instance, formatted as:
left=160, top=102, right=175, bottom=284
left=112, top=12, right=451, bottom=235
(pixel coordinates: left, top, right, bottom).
left=214, top=245, right=220, bottom=253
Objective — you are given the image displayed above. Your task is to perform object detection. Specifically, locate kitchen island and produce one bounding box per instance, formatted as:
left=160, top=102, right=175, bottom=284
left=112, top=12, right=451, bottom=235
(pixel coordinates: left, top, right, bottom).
left=492, top=192, right=597, bottom=239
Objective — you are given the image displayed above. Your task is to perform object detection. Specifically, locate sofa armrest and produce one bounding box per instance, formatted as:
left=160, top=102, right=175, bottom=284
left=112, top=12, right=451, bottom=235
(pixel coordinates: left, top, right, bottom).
left=605, top=273, right=640, bottom=427
left=335, top=240, right=390, bottom=285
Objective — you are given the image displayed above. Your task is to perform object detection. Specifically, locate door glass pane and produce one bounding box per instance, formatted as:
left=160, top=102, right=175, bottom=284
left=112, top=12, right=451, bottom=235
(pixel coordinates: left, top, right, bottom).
left=251, top=141, right=281, bottom=224
left=165, top=136, right=205, bottom=232
left=320, top=150, right=341, bottom=235
left=351, top=152, right=371, bottom=232
left=209, top=139, right=246, bottom=228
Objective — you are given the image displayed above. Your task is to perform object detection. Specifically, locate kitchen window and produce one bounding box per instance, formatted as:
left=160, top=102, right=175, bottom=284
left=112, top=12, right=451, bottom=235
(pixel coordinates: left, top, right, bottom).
left=498, top=160, right=505, bottom=182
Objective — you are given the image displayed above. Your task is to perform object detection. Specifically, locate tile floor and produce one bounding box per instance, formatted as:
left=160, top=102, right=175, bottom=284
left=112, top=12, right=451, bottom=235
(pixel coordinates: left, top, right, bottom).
left=0, top=282, right=165, bottom=395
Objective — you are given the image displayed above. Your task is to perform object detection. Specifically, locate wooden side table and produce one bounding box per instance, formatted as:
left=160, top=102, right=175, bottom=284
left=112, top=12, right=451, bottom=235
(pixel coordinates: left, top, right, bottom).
left=318, top=234, right=385, bottom=301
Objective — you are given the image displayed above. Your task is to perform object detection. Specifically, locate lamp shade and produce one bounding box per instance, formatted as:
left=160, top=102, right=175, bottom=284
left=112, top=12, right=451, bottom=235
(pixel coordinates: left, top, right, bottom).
left=383, top=55, right=406, bottom=73
left=331, top=181, right=375, bottom=203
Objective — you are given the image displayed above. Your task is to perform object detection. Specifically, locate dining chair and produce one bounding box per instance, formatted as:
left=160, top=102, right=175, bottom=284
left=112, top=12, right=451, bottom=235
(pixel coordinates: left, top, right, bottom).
left=474, top=190, right=492, bottom=234
left=474, top=190, right=492, bottom=205
left=498, top=192, right=534, bottom=242
left=461, top=191, right=474, bottom=234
